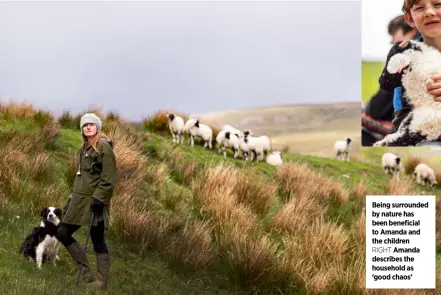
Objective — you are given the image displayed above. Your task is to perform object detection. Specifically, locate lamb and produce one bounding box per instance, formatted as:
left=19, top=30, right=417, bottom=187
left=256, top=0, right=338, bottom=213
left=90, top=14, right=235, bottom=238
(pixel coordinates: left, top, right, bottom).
left=381, top=152, right=402, bottom=180
left=266, top=151, right=283, bottom=166
left=241, top=133, right=271, bottom=162
left=373, top=40, right=441, bottom=146
left=184, top=118, right=213, bottom=149
left=167, top=113, right=185, bottom=144
left=413, top=163, right=437, bottom=187
left=333, top=137, right=352, bottom=161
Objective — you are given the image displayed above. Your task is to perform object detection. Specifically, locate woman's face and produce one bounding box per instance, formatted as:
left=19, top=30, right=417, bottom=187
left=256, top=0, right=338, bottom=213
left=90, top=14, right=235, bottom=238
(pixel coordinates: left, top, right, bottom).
left=82, top=123, right=98, bottom=138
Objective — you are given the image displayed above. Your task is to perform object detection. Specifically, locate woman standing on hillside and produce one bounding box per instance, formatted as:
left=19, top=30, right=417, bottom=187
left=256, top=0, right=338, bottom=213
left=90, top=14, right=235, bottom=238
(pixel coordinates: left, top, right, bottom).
left=56, top=113, right=117, bottom=291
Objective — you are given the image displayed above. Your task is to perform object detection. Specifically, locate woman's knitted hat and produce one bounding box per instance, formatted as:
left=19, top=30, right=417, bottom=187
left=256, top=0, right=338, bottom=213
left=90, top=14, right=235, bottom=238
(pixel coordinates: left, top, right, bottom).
left=80, top=113, right=102, bottom=132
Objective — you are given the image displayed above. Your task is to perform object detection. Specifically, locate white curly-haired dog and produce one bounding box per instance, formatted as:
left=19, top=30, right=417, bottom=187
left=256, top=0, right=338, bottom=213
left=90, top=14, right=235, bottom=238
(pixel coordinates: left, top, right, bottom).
left=374, top=40, right=441, bottom=146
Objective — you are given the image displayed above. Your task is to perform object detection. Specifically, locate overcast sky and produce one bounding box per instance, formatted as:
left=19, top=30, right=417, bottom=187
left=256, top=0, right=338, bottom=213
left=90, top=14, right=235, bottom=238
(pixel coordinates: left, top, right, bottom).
left=0, top=1, right=361, bottom=121
left=362, top=0, right=405, bottom=61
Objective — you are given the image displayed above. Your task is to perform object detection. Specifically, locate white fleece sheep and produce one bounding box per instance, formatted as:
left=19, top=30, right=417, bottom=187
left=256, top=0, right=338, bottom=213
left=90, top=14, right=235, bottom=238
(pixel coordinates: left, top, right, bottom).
left=220, top=131, right=241, bottom=159
left=238, top=131, right=255, bottom=160
left=374, top=40, right=441, bottom=146
left=333, top=137, right=352, bottom=161
left=216, top=129, right=228, bottom=154
left=381, top=152, right=402, bottom=180
left=241, top=134, right=271, bottom=162
left=413, top=163, right=437, bottom=187
left=216, top=127, right=243, bottom=154
left=266, top=151, right=283, bottom=166
left=167, top=113, right=185, bottom=144
left=184, top=118, right=213, bottom=149
left=222, top=124, right=243, bottom=135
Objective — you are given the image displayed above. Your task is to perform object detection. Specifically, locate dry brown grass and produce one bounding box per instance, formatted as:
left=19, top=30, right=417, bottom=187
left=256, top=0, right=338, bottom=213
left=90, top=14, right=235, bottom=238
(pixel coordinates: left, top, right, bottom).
left=352, top=210, right=366, bottom=255
left=111, top=204, right=183, bottom=253
left=223, top=231, right=282, bottom=293
left=192, top=165, right=261, bottom=234
left=0, top=101, right=35, bottom=120
left=271, top=191, right=326, bottom=234
left=283, top=218, right=352, bottom=294
left=189, top=164, right=292, bottom=291
left=168, top=220, right=219, bottom=272
left=165, top=149, right=199, bottom=184
left=142, top=109, right=189, bottom=134
left=435, top=168, right=441, bottom=185
left=404, top=156, right=422, bottom=175
left=25, top=153, right=52, bottom=182
left=99, top=120, right=168, bottom=252
left=234, top=170, right=278, bottom=214
left=0, top=103, right=61, bottom=209
left=384, top=178, right=414, bottom=195
left=276, top=162, right=349, bottom=205
left=349, top=181, right=368, bottom=200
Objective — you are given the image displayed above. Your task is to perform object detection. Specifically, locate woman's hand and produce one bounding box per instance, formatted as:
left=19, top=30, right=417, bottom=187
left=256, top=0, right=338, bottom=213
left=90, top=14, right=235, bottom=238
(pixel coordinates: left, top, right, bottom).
left=91, top=197, right=104, bottom=214
left=428, top=74, right=441, bottom=102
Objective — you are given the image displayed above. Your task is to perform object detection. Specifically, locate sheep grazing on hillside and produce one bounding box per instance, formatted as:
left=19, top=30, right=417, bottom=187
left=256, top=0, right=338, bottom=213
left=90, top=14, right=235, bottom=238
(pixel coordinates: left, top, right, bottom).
left=222, top=124, right=243, bottom=137
left=381, top=152, right=402, bottom=180
left=167, top=113, right=185, bottom=144
left=241, top=133, right=271, bottom=162
left=266, top=151, right=283, bottom=166
left=373, top=40, right=441, bottom=146
left=184, top=118, right=213, bottom=149
left=216, top=127, right=242, bottom=155
left=412, top=163, right=437, bottom=187
left=333, top=137, right=352, bottom=161
left=221, top=131, right=241, bottom=159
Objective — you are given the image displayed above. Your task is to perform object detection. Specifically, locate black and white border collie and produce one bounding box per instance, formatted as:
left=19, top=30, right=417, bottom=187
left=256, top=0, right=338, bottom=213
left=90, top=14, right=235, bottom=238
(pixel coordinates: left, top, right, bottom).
left=19, top=206, right=62, bottom=269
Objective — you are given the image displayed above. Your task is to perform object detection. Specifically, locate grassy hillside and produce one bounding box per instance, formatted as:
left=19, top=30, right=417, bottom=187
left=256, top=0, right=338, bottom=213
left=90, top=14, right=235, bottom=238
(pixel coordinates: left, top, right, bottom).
left=1, top=103, right=440, bottom=295
left=192, top=102, right=361, bottom=157
left=362, top=61, right=384, bottom=104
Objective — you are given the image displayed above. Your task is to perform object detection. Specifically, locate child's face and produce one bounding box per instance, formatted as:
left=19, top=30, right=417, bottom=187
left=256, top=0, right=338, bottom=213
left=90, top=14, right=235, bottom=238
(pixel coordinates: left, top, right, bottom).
left=405, top=0, right=441, bottom=38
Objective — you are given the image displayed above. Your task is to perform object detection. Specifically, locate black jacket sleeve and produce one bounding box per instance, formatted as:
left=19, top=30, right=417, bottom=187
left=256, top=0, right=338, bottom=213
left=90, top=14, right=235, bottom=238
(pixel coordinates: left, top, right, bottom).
left=379, top=41, right=410, bottom=92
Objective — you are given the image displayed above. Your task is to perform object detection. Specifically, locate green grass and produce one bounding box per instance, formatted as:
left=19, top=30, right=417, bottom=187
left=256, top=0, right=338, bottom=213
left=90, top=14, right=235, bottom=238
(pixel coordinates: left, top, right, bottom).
left=0, top=211, right=237, bottom=295
left=1, top=107, right=440, bottom=295
left=362, top=61, right=384, bottom=103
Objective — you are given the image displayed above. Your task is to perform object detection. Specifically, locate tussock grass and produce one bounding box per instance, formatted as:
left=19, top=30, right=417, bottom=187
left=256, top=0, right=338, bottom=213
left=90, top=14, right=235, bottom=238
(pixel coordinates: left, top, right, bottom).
left=271, top=192, right=326, bottom=234
left=384, top=179, right=414, bottom=195
left=2, top=102, right=441, bottom=295
left=276, top=162, right=349, bottom=205
left=404, top=156, right=422, bottom=175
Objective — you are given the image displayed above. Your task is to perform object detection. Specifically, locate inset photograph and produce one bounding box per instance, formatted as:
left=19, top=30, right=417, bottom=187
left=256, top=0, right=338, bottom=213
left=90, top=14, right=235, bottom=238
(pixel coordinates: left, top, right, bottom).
left=362, top=0, right=441, bottom=147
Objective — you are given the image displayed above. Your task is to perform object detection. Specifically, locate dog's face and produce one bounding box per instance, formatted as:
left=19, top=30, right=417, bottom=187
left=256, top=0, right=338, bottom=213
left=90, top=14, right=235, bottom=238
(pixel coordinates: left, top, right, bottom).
left=41, top=207, right=62, bottom=226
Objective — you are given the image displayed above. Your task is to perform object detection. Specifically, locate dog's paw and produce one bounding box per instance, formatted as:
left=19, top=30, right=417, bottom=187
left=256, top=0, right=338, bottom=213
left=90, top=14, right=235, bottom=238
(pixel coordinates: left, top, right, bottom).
left=387, top=53, right=411, bottom=74
left=56, top=255, right=60, bottom=261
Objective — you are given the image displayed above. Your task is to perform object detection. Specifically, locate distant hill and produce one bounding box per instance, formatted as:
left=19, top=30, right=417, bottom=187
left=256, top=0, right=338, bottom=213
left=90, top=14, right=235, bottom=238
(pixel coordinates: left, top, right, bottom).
left=193, top=102, right=361, bottom=157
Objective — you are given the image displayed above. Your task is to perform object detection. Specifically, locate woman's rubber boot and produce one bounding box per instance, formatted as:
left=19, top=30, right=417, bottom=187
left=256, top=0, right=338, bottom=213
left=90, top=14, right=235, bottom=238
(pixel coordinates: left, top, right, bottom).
left=87, top=253, right=110, bottom=290
left=66, top=242, right=95, bottom=283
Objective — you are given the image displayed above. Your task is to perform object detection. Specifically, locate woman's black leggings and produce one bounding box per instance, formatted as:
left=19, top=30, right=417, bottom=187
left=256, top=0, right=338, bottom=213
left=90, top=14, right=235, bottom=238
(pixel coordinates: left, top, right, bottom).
left=56, top=221, right=109, bottom=254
